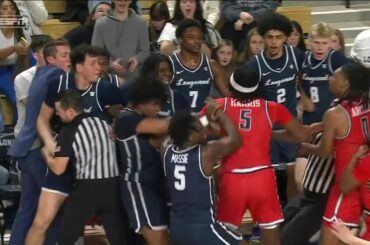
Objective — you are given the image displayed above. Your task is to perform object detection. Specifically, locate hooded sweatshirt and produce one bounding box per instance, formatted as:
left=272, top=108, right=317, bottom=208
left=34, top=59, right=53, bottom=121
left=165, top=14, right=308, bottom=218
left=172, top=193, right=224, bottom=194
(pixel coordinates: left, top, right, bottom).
left=92, top=9, right=150, bottom=64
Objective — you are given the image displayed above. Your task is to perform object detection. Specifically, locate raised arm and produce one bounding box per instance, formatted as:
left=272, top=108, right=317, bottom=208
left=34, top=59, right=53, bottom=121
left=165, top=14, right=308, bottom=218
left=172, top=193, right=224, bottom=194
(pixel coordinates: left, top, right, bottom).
left=201, top=100, right=242, bottom=175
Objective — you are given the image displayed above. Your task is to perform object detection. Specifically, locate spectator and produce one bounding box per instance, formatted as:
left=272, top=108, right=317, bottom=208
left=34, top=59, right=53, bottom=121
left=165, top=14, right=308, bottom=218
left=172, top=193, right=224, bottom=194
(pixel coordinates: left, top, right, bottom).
left=167, top=0, right=220, bottom=26
left=211, top=39, right=236, bottom=97
left=158, top=0, right=221, bottom=56
left=238, top=27, right=264, bottom=64
left=148, top=1, right=170, bottom=54
left=351, top=28, right=370, bottom=67
left=64, top=1, right=112, bottom=48
left=0, top=0, right=29, bottom=126
left=14, top=34, right=53, bottom=137
left=331, top=28, right=345, bottom=54
left=14, top=1, right=48, bottom=38
left=220, top=0, right=277, bottom=52
left=89, top=0, right=140, bottom=15
left=92, top=0, right=149, bottom=82
left=287, top=21, right=306, bottom=53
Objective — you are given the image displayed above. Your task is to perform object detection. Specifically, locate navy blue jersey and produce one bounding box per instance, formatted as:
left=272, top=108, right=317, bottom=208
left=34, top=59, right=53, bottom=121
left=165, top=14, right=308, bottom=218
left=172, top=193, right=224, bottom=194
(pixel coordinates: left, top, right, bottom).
left=45, top=73, right=126, bottom=119
left=158, top=88, right=190, bottom=117
left=249, top=45, right=303, bottom=115
left=169, top=52, right=213, bottom=112
left=106, top=73, right=120, bottom=88
left=164, top=144, right=216, bottom=225
left=301, top=49, right=349, bottom=124
left=115, top=109, right=164, bottom=183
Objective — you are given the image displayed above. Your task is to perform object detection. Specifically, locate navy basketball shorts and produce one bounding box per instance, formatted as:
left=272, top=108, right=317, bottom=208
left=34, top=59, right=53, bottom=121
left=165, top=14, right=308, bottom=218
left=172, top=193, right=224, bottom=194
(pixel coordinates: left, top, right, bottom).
left=270, top=139, right=297, bottom=169
left=170, top=220, right=241, bottom=245
left=42, top=167, right=74, bottom=197
left=122, top=181, right=169, bottom=233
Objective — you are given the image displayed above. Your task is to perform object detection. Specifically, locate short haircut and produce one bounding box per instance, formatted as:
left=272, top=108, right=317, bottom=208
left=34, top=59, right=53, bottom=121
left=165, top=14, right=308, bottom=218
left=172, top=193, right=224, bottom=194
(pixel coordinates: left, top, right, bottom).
left=43, top=38, right=69, bottom=61
left=70, top=44, right=103, bottom=69
left=175, top=18, right=204, bottom=39
left=229, top=67, right=264, bottom=101
left=30, top=34, right=54, bottom=53
left=169, top=110, right=196, bottom=147
left=129, top=78, right=167, bottom=106
left=257, top=12, right=293, bottom=37
left=310, top=22, right=333, bottom=39
left=55, top=90, right=84, bottom=113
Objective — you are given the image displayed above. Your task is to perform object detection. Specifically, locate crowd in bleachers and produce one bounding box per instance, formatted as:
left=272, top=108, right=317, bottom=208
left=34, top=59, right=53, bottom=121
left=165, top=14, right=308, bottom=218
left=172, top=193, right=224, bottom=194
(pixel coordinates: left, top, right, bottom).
left=1, top=0, right=370, bottom=244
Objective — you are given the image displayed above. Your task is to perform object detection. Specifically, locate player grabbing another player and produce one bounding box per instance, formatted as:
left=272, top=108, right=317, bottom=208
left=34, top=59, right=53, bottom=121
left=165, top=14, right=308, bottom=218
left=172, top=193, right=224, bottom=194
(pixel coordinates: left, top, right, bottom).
left=162, top=103, right=242, bottom=245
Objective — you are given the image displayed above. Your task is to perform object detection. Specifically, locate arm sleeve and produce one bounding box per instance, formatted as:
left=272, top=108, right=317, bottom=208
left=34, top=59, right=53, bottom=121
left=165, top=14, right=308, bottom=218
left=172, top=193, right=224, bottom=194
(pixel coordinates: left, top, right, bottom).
left=220, top=0, right=241, bottom=22
left=44, top=75, right=61, bottom=108
left=53, top=127, right=74, bottom=158
left=205, top=1, right=220, bottom=26
left=248, top=0, right=278, bottom=22
left=136, top=19, right=150, bottom=64
left=157, top=23, right=176, bottom=43
left=91, top=20, right=104, bottom=48
left=268, top=102, right=294, bottom=126
left=331, top=51, right=351, bottom=71
left=14, top=73, right=31, bottom=101
left=25, top=1, right=48, bottom=25
left=353, top=154, right=370, bottom=182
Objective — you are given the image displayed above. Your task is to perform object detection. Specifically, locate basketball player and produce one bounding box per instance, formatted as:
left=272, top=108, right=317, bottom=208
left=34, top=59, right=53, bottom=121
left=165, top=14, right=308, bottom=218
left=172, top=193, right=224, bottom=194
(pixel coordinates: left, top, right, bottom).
left=169, top=19, right=229, bottom=112
left=162, top=104, right=242, bottom=244
left=247, top=12, right=304, bottom=203
left=301, top=63, right=370, bottom=245
left=208, top=67, right=307, bottom=245
left=115, top=79, right=170, bottom=245
left=300, top=22, right=349, bottom=125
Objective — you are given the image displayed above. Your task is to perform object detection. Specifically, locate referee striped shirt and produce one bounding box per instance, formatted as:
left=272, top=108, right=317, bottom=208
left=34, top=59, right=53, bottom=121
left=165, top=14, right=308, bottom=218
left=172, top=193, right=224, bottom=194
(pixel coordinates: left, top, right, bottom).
left=57, top=113, right=119, bottom=180
left=302, top=133, right=335, bottom=194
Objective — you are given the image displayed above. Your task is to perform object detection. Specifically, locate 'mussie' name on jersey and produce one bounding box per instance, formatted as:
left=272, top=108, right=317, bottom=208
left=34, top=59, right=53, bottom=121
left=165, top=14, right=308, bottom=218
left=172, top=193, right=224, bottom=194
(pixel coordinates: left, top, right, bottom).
left=171, top=153, right=189, bottom=164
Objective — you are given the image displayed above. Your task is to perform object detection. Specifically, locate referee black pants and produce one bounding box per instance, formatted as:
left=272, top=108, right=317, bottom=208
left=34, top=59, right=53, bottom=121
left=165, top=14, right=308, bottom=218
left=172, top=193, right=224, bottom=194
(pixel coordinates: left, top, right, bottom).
left=280, top=190, right=329, bottom=245
left=58, top=177, right=131, bottom=245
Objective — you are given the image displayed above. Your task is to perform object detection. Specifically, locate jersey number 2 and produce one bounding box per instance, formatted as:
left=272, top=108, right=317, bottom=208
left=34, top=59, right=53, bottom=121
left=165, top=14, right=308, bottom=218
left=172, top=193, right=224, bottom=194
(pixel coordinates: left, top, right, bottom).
left=239, top=109, right=252, bottom=130
left=174, top=165, right=186, bottom=191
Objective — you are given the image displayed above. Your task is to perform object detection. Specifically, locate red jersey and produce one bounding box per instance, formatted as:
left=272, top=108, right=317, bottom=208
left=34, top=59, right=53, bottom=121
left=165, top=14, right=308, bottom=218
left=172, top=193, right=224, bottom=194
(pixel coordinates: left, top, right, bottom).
left=334, top=100, right=370, bottom=185
left=214, top=97, right=293, bottom=173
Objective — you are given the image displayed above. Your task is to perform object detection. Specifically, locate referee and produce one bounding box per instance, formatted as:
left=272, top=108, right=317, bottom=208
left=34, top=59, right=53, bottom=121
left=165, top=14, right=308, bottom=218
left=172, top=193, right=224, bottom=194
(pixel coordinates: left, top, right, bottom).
left=281, top=132, right=334, bottom=245
left=44, top=90, right=128, bottom=245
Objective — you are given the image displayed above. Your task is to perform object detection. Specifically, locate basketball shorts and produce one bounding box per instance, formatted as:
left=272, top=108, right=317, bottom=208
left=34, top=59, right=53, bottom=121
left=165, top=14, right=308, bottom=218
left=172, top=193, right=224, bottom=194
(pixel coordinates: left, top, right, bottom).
left=216, top=168, right=283, bottom=229
left=42, top=167, right=74, bottom=196
left=122, top=181, right=169, bottom=233
left=323, top=184, right=361, bottom=228
left=270, top=139, right=296, bottom=169
left=170, top=220, right=241, bottom=245
left=361, top=184, right=370, bottom=240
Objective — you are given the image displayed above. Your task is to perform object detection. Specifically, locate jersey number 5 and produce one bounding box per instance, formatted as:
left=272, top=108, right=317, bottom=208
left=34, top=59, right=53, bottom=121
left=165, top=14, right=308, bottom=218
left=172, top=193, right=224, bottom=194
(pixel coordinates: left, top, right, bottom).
left=174, top=165, right=186, bottom=191
left=239, top=109, right=252, bottom=130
